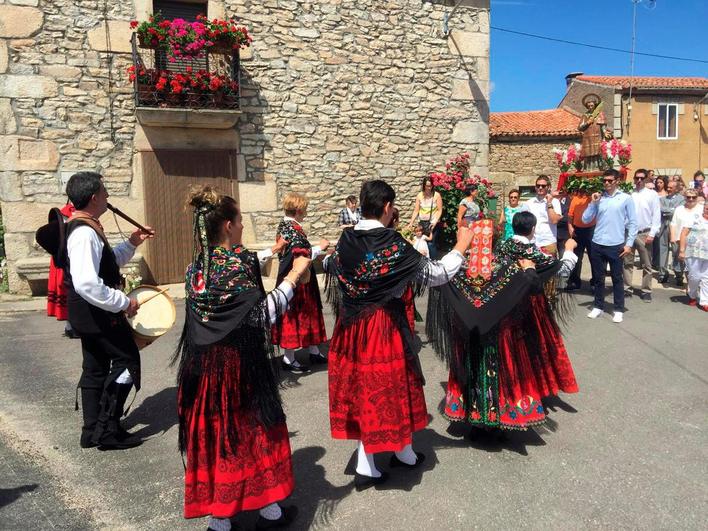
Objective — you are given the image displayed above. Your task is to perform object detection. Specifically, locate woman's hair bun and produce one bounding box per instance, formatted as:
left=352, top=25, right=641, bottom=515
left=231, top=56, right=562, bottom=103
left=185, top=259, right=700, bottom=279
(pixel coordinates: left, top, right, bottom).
left=188, top=186, right=221, bottom=210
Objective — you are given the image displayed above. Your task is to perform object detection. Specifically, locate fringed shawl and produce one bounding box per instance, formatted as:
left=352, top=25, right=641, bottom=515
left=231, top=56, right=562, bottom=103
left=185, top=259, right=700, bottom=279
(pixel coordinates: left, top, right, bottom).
left=427, top=238, right=568, bottom=387
left=325, top=226, right=431, bottom=325
left=173, top=245, right=285, bottom=456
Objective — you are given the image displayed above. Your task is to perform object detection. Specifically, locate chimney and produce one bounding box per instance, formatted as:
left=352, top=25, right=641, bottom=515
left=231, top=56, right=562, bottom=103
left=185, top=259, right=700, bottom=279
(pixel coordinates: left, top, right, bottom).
left=565, top=72, right=584, bottom=86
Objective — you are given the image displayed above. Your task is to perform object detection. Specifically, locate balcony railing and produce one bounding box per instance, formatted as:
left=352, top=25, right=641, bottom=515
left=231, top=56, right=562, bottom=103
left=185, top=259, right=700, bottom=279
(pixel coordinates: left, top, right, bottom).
left=130, top=33, right=241, bottom=111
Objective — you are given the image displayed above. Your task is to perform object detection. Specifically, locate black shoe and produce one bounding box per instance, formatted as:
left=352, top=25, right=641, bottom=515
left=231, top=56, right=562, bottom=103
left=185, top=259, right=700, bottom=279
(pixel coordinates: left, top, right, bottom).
left=624, top=289, right=633, bottom=298
left=255, top=505, right=298, bottom=529
left=63, top=328, right=80, bottom=339
left=676, top=276, right=685, bottom=287
left=354, top=471, right=389, bottom=491
left=280, top=359, right=310, bottom=373
left=659, top=274, right=669, bottom=284
left=389, top=452, right=426, bottom=470
left=564, top=283, right=581, bottom=292
left=641, top=293, right=652, bottom=303
left=309, top=352, right=328, bottom=365
left=97, top=437, right=143, bottom=451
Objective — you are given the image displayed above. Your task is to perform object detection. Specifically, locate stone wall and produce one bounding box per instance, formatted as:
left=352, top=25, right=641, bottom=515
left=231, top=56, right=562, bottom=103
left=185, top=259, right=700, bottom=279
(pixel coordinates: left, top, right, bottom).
left=228, top=0, right=490, bottom=240
left=0, top=0, right=490, bottom=293
left=559, top=80, right=616, bottom=135
left=0, top=0, right=137, bottom=293
left=489, top=137, right=578, bottom=196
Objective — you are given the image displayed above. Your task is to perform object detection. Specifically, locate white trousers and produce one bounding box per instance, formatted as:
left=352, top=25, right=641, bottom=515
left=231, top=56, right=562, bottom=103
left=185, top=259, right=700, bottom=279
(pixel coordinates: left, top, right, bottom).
left=686, top=257, right=708, bottom=305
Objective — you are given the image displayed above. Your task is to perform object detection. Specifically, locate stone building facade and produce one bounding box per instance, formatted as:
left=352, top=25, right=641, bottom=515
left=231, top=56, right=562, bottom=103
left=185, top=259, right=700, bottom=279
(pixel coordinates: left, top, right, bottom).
left=0, top=0, right=490, bottom=294
left=489, top=108, right=580, bottom=198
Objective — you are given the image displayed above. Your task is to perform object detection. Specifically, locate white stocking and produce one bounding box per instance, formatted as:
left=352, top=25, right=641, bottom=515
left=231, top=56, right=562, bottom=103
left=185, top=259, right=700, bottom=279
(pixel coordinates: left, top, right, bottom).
left=356, top=441, right=381, bottom=478
left=395, top=444, right=417, bottom=465
left=207, top=517, right=231, bottom=531
left=282, top=349, right=296, bottom=365
left=259, top=503, right=282, bottom=520
left=308, top=345, right=321, bottom=355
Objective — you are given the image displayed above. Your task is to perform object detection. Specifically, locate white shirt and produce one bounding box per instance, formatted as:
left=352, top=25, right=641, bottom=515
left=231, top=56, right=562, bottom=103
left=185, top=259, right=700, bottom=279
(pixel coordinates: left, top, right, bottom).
left=631, top=188, right=661, bottom=237
left=521, top=197, right=562, bottom=247
left=670, top=204, right=702, bottom=242
left=282, top=216, right=322, bottom=259
left=412, top=236, right=429, bottom=257
left=352, top=219, right=463, bottom=287
left=66, top=225, right=136, bottom=312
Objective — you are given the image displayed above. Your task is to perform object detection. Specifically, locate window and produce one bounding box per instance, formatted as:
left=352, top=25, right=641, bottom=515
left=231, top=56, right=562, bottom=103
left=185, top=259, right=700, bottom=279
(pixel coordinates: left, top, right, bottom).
left=657, top=103, right=678, bottom=139
left=153, top=0, right=208, bottom=72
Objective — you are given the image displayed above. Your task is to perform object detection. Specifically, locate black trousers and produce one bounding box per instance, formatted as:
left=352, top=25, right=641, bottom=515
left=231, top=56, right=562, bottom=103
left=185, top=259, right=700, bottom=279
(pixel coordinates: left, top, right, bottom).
left=568, top=226, right=595, bottom=287
left=78, top=319, right=141, bottom=391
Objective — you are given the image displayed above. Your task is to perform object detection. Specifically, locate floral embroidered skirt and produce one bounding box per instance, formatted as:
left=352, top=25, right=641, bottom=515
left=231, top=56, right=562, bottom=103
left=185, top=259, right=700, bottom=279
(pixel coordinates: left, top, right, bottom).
left=47, top=258, right=68, bottom=320
left=181, top=349, right=294, bottom=519
left=328, top=307, right=428, bottom=453
left=271, top=278, right=327, bottom=349
left=444, top=294, right=578, bottom=430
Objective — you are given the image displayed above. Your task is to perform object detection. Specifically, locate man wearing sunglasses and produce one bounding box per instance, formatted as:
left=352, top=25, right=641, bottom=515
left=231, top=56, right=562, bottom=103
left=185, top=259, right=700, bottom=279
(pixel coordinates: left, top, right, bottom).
left=521, top=175, right=562, bottom=256
left=582, top=169, right=638, bottom=323
left=624, top=169, right=661, bottom=302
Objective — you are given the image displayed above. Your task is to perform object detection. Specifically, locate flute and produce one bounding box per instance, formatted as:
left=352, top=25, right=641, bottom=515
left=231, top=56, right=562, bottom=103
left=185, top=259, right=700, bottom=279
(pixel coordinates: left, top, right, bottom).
left=107, top=203, right=153, bottom=234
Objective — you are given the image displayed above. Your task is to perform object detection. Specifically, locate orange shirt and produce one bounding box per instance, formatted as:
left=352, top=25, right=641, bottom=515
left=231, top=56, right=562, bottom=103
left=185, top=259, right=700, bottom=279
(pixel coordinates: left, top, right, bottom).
left=568, top=195, right=595, bottom=228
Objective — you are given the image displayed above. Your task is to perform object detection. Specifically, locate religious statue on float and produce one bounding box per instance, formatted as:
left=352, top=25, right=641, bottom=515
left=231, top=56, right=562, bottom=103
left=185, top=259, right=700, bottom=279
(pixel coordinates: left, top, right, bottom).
left=577, top=93, right=607, bottom=170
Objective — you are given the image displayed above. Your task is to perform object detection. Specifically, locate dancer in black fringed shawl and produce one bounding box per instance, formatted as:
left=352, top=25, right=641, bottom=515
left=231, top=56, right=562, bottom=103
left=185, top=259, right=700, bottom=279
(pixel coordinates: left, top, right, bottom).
left=173, top=187, right=312, bottom=531
left=324, top=180, right=475, bottom=490
left=427, top=211, right=580, bottom=433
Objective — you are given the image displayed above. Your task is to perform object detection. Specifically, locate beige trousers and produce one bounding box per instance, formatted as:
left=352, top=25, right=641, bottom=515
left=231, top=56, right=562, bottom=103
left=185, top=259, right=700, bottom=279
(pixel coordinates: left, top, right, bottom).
left=623, top=232, right=653, bottom=294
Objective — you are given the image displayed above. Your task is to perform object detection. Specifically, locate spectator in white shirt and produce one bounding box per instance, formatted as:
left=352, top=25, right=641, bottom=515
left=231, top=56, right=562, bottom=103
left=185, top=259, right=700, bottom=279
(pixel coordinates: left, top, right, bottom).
left=521, top=175, right=562, bottom=256
left=623, top=169, right=661, bottom=302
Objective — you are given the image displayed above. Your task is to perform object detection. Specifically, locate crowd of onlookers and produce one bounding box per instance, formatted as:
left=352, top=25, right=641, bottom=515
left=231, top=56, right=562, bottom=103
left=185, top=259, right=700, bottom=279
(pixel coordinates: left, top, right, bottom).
left=336, top=169, right=708, bottom=320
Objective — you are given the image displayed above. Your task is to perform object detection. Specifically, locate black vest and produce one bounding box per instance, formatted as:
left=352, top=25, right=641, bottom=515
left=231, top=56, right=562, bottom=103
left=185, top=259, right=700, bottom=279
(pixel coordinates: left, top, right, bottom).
left=64, top=219, right=124, bottom=335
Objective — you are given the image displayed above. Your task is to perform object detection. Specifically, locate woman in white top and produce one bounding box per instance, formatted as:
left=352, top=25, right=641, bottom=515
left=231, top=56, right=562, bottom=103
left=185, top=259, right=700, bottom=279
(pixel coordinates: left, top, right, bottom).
left=670, top=189, right=702, bottom=286
left=407, top=176, right=443, bottom=258
left=456, top=183, right=481, bottom=228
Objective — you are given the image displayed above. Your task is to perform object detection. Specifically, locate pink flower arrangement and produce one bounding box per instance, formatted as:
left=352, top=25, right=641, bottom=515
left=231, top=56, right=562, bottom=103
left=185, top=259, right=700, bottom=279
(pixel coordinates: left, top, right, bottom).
left=600, top=139, right=632, bottom=170
left=553, top=143, right=584, bottom=173
left=132, top=13, right=252, bottom=61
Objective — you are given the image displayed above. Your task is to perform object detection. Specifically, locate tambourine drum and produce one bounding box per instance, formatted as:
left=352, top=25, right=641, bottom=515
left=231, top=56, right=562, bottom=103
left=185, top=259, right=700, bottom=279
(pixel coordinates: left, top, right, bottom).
left=126, top=285, right=176, bottom=350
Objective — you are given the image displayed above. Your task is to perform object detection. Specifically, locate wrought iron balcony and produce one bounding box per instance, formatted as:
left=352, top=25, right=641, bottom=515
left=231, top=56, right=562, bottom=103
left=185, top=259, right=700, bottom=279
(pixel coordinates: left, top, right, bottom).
left=130, top=33, right=241, bottom=115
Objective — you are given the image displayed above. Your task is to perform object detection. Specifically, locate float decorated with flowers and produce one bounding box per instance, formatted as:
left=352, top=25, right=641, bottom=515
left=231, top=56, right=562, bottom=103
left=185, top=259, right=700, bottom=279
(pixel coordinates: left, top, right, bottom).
left=553, top=139, right=632, bottom=192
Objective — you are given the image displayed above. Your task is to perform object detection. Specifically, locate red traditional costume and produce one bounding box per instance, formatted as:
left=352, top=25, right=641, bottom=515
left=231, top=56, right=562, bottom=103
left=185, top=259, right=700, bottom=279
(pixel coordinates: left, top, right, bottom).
left=176, top=239, right=296, bottom=521
left=325, top=220, right=464, bottom=453
left=46, top=203, right=74, bottom=320
left=428, top=237, right=578, bottom=430
left=271, top=218, right=327, bottom=350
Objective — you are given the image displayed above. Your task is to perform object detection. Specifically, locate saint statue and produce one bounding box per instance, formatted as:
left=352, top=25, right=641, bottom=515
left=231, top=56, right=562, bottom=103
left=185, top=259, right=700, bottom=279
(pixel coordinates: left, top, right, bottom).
left=578, top=93, right=606, bottom=170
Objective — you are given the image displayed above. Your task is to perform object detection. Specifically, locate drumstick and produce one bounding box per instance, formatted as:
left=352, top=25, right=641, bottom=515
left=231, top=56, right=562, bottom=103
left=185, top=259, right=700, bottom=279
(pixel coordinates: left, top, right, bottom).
left=134, top=287, right=170, bottom=306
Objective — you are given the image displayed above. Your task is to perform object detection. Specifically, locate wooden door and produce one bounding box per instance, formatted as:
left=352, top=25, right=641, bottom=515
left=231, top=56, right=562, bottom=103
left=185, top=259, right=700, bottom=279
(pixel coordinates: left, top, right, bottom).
left=141, top=150, right=237, bottom=284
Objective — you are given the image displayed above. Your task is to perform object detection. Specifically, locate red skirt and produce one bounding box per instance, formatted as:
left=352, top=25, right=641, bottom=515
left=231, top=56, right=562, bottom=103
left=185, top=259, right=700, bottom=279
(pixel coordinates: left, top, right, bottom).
left=444, top=294, right=578, bottom=430
left=401, top=284, right=416, bottom=332
left=47, top=258, right=68, bottom=320
left=271, top=278, right=327, bottom=349
left=328, top=307, right=428, bottom=453
left=182, top=347, right=294, bottom=519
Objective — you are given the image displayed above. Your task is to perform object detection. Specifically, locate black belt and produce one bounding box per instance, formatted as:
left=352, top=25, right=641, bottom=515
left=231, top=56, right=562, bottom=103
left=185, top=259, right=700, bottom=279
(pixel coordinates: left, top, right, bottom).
left=637, top=228, right=650, bottom=234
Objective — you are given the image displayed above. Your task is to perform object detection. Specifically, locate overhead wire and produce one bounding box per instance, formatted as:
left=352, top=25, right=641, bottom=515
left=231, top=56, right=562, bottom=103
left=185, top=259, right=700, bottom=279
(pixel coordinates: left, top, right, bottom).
left=490, top=26, right=708, bottom=65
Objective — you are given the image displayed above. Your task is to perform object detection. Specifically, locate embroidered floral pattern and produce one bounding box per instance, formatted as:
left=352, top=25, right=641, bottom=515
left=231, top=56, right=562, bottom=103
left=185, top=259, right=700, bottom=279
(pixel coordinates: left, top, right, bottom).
left=186, top=246, right=258, bottom=322
left=276, top=220, right=311, bottom=257
left=332, top=242, right=404, bottom=299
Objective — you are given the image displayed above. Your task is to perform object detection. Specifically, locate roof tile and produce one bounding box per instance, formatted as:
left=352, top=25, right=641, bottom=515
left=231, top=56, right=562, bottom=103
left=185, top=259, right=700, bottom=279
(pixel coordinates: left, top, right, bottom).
left=576, top=75, right=708, bottom=90
left=490, top=108, right=581, bottom=138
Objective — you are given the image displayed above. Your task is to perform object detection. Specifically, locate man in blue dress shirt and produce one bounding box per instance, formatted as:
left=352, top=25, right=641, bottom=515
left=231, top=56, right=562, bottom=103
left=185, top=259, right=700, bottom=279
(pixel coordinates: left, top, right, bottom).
left=582, top=169, right=638, bottom=323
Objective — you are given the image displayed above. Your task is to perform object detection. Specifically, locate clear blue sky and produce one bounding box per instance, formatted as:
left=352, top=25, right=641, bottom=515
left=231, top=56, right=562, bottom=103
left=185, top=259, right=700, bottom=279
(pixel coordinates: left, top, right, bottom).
left=490, top=0, right=708, bottom=112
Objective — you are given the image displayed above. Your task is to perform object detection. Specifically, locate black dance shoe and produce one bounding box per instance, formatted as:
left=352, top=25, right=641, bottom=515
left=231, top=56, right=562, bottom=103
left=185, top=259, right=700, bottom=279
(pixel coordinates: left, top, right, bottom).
left=280, top=359, right=311, bottom=373
left=389, top=452, right=426, bottom=470
left=309, top=352, right=328, bottom=365
left=354, top=470, right=389, bottom=491
left=255, top=505, right=298, bottom=529
left=63, top=327, right=80, bottom=339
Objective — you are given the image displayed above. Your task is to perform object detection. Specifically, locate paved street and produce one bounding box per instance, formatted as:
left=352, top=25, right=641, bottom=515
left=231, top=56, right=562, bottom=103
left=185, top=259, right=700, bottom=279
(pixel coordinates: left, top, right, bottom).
left=0, top=280, right=706, bottom=530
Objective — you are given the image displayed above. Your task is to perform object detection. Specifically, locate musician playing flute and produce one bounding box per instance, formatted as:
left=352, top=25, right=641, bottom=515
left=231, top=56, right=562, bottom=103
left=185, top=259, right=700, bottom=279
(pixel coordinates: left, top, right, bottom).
left=64, top=172, right=153, bottom=450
